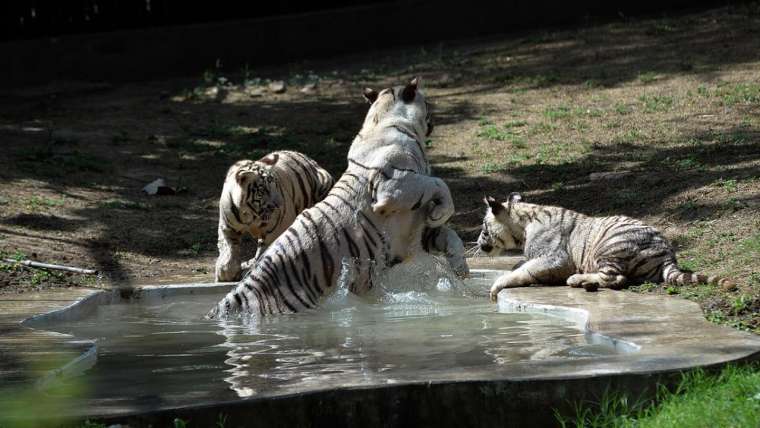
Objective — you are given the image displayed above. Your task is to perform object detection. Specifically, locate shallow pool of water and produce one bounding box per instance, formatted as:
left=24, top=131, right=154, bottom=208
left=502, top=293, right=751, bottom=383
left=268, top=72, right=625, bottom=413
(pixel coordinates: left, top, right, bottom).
left=36, top=268, right=618, bottom=413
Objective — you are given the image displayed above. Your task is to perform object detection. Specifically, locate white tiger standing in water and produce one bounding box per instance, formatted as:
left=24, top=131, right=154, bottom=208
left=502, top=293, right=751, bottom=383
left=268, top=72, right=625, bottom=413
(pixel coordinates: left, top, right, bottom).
left=207, top=77, right=468, bottom=318
left=216, top=151, right=334, bottom=281
left=477, top=194, right=733, bottom=301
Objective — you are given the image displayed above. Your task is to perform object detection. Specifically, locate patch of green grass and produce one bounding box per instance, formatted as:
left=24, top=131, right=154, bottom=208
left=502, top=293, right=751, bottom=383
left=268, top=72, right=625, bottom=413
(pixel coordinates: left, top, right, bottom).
left=25, top=196, right=66, bottom=211
left=480, top=162, right=506, bottom=174
left=529, top=122, right=559, bottom=135
left=639, top=94, right=674, bottom=113
left=638, top=71, right=658, bottom=83
left=730, top=294, right=753, bottom=315
left=9, top=250, right=26, bottom=261
left=749, top=272, right=760, bottom=287
left=556, top=365, right=760, bottom=428
left=678, top=258, right=699, bottom=272
left=739, top=233, right=760, bottom=253
left=0, top=353, right=92, bottom=427
left=717, top=130, right=750, bottom=145
left=723, top=198, right=744, bottom=212
left=713, top=178, right=738, bottom=192
left=677, top=200, right=697, bottom=212
left=569, top=121, right=589, bottom=131
left=614, top=103, right=632, bottom=115
left=630, top=281, right=658, bottom=293
left=543, top=105, right=573, bottom=120
left=615, top=129, right=643, bottom=144
left=476, top=121, right=528, bottom=148
left=0, top=251, right=26, bottom=272
left=98, top=199, right=149, bottom=210
left=667, top=155, right=703, bottom=171
left=477, top=124, right=509, bottom=140
left=580, top=107, right=604, bottom=118
left=494, top=73, right=559, bottom=88
left=503, top=120, right=528, bottom=129
left=478, top=117, right=493, bottom=126
left=29, top=269, right=64, bottom=285
left=716, top=82, right=760, bottom=105
left=535, top=142, right=579, bottom=165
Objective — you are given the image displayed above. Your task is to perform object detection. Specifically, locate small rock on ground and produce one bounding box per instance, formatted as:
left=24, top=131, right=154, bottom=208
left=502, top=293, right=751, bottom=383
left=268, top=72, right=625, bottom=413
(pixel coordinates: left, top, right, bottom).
left=300, top=82, right=317, bottom=94
left=142, top=178, right=175, bottom=195
left=268, top=80, right=287, bottom=93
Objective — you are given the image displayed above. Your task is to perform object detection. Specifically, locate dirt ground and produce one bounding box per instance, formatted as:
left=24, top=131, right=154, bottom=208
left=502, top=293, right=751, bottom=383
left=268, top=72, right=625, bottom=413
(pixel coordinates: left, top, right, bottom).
left=1, top=3, right=758, bottom=331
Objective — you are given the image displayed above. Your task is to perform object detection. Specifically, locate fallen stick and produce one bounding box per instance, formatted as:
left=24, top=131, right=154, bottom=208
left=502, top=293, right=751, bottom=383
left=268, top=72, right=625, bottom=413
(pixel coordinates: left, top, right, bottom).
left=3, top=259, right=98, bottom=275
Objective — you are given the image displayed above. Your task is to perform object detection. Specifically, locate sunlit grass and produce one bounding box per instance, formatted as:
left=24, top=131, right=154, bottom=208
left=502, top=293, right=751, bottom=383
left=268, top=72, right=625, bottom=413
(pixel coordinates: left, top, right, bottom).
left=556, top=364, right=760, bottom=428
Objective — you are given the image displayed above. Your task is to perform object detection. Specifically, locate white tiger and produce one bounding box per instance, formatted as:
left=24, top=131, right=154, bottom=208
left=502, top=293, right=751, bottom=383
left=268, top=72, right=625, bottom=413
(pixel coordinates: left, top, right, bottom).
left=215, top=151, right=334, bottom=282
left=477, top=194, right=734, bottom=301
left=208, top=77, right=468, bottom=318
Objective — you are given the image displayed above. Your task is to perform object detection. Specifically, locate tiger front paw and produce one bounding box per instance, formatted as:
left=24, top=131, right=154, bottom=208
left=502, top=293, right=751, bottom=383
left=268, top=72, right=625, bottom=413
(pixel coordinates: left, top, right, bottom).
left=449, top=256, right=470, bottom=279
left=566, top=274, right=585, bottom=288
left=489, top=278, right=509, bottom=303
left=215, top=258, right=242, bottom=282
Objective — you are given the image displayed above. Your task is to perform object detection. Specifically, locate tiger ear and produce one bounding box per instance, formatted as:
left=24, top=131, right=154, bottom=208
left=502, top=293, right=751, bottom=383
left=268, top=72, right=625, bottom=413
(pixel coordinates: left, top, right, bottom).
left=484, top=195, right=504, bottom=215
left=259, top=153, right=279, bottom=166
left=363, top=88, right=378, bottom=104
left=235, top=169, right=254, bottom=184
left=401, top=76, right=420, bottom=103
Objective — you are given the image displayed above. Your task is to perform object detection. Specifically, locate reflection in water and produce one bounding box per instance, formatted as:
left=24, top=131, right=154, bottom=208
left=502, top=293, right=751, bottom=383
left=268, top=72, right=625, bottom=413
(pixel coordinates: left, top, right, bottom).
left=44, top=257, right=617, bottom=410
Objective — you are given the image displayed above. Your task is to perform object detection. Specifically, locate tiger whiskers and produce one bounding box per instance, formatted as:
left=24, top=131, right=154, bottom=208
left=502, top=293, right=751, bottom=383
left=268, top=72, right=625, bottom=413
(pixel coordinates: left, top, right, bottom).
left=464, top=243, right=481, bottom=257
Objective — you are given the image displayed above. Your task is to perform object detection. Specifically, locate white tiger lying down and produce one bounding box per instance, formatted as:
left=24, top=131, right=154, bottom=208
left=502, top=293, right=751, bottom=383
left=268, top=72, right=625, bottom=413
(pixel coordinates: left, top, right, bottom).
left=478, top=194, right=733, bottom=301
left=207, top=77, right=468, bottom=318
left=215, top=151, right=334, bottom=282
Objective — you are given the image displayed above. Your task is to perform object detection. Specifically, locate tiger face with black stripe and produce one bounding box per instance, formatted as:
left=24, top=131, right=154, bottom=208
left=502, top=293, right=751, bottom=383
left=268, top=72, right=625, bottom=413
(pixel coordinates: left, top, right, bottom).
left=216, top=151, right=334, bottom=282
left=479, top=194, right=732, bottom=301
left=208, top=77, right=468, bottom=319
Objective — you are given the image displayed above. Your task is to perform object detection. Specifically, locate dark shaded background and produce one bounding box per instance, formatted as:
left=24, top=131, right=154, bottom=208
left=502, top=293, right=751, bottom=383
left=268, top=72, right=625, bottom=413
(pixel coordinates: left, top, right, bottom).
left=0, top=0, right=737, bottom=88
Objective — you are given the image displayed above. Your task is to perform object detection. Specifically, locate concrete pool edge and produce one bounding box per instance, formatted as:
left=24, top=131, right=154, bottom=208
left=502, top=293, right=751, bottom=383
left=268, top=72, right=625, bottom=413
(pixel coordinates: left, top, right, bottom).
left=12, top=271, right=760, bottom=425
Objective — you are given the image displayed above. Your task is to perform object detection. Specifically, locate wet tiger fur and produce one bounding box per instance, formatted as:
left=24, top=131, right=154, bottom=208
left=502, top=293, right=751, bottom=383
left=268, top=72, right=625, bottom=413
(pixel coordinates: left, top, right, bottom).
left=478, top=194, right=733, bottom=301
left=215, top=151, right=334, bottom=282
left=207, top=77, right=468, bottom=319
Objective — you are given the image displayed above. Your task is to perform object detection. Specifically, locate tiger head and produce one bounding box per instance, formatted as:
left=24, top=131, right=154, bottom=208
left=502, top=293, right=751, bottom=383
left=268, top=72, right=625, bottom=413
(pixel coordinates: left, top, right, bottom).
left=477, top=194, right=525, bottom=255
left=360, top=76, right=433, bottom=140
left=229, top=154, right=283, bottom=225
